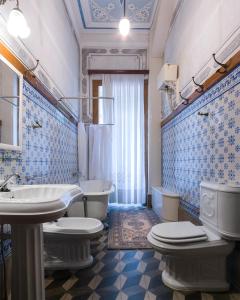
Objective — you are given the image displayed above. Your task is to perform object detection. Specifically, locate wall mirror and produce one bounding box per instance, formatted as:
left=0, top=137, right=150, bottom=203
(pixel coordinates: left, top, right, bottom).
left=0, top=55, right=23, bottom=151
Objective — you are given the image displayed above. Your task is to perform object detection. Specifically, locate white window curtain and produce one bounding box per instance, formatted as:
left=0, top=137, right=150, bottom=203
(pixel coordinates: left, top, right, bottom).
left=99, top=74, right=114, bottom=125
left=111, top=74, right=146, bottom=205
left=88, top=74, right=146, bottom=205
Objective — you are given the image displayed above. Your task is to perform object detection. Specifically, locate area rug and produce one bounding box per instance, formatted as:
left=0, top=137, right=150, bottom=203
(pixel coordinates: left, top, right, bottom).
left=108, top=206, right=160, bottom=249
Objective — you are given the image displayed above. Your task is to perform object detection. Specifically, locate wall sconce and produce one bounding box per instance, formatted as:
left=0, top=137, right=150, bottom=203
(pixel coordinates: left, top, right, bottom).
left=7, top=0, right=30, bottom=39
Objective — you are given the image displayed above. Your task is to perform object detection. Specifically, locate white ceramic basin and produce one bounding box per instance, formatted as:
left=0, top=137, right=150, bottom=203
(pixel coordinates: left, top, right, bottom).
left=0, top=184, right=83, bottom=224
left=0, top=184, right=83, bottom=300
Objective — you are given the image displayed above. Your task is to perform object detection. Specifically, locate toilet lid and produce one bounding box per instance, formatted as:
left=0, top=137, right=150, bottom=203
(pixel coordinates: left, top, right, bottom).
left=151, top=221, right=207, bottom=241
left=150, top=231, right=207, bottom=244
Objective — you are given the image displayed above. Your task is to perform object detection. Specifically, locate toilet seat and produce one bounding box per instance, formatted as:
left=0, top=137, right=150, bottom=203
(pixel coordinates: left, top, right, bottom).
left=151, top=221, right=207, bottom=244
left=148, top=222, right=234, bottom=257
left=151, top=232, right=207, bottom=244
left=43, top=217, right=103, bottom=235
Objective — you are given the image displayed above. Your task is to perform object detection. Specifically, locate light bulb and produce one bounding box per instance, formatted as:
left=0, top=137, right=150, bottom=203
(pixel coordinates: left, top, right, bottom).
left=119, top=18, right=130, bottom=36
left=7, top=8, right=30, bottom=39
left=19, top=25, right=30, bottom=39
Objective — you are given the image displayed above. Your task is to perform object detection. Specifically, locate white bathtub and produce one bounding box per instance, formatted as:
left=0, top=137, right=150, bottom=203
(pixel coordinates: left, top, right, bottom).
left=67, top=180, right=114, bottom=220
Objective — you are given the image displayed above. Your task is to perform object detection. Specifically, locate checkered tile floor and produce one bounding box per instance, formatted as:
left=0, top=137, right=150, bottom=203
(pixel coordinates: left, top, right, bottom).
left=45, top=208, right=240, bottom=300
left=45, top=225, right=172, bottom=300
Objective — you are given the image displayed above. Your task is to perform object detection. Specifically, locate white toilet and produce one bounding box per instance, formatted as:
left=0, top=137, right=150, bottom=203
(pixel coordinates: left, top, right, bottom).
left=43, top=217, right=103, bottom=270
left=147, top=181, right=240, bottom=292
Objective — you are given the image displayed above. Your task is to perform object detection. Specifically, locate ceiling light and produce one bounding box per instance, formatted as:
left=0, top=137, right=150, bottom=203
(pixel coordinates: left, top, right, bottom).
left=7, top=0, right=30, bottom=39
left=119, top=0, right=130, bottom=36
left=119, top=17, right=130, bottom=36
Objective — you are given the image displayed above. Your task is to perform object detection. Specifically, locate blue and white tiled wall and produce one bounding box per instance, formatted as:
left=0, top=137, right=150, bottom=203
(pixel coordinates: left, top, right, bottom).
left=162, top=65, right=240, bottom=217
left=0, top=81, right=78, bottom=185
left=0, top=81, right=78, bottom=261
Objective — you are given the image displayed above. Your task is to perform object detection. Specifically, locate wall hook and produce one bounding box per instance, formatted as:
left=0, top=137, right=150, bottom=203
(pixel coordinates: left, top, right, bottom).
left=32, top=121, right=42, bottom=129
left=179, top=92, right=189, bottom=105
left=212, top=53, right=228, bottom=74
left=25, top=59, right=39, bottom=78
left=198, top=111, right=209, bottom=117
left=192, top=76, right=204, bottom=93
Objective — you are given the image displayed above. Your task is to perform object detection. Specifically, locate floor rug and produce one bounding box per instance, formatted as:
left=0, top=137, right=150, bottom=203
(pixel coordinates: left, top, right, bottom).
left=108, top=206, right=160, bottom=249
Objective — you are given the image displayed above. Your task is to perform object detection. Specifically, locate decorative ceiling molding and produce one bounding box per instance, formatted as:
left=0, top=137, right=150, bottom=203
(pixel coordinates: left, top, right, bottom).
left=77, top=0, right=158, bottom=30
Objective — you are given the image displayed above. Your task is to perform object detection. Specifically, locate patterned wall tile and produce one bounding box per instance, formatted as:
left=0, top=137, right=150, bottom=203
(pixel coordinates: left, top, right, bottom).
left=0, top=81, right=78, bottom=185
left=162, top=65, right=240, bottom=216
left=0, top=81, right=78, bottom=261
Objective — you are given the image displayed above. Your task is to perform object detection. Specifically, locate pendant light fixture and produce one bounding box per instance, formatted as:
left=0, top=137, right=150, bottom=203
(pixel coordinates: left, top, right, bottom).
left=119, top=0, right=130, bottom=36
left=7, top=0, right=30, bottom=39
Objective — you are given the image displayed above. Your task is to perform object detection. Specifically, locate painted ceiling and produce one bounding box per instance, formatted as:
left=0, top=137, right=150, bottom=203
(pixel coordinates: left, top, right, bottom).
left=77, top=0, right=158, bottom=30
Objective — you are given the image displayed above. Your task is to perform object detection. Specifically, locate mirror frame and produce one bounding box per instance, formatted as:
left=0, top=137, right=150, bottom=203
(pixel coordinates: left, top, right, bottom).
left=0, top=54, right=23, bottom=151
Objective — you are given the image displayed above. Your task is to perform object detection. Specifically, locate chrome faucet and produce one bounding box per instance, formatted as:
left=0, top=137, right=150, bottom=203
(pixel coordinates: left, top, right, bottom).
left=0, top=173, right=20, bottom=192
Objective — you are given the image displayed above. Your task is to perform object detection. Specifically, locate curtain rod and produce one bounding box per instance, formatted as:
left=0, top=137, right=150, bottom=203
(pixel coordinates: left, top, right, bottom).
left=59, top=96, right=114, bottom=101
left=88, top=69, right=149, bottom=75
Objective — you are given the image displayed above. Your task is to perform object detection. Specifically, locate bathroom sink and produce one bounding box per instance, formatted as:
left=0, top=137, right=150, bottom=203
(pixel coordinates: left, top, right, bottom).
left=0, top=184, right=83, bottom=224
left=1, top=184, right=83, bottom=300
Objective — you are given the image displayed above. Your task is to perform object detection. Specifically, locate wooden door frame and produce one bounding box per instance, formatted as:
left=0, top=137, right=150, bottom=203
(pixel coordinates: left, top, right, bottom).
left=92, top=80, right=102, bottom=124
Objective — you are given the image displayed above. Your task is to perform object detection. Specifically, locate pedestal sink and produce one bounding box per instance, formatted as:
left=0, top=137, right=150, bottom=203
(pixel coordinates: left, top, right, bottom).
left=0, top=184, right=83, bottom=300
